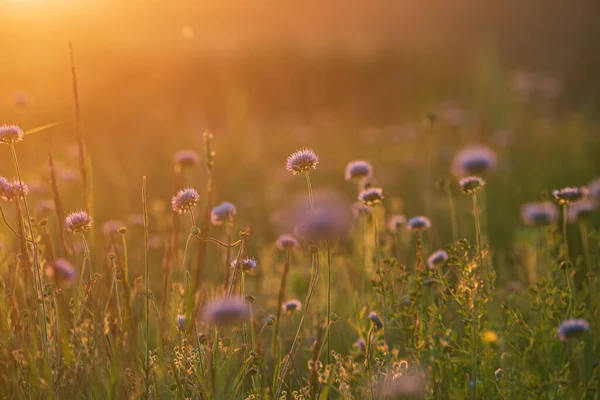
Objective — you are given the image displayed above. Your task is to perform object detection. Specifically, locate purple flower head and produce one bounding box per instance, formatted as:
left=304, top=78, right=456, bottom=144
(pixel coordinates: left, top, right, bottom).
left=521, top=202, right=559, bottom=227
left=407, top=216, right=431, bottom=232
left=211, top=202, right=236, bottom=225
left=65, top=210, right=93, bottom=233
left=174, top=149, right=200, bottom=168
left=0, top=124, right=24, bottom=145
left=285, top=148, right=319, bottom=175
left=558, top=319, right=590, bottom=342
left=387, top=214, right=407, bottom=233
left=171, top=187, right=200, bottom=214
left=451, top=146, right=497, bottom=178
left=275, top=234, right=300, bottom=251
left=345, top=160, right=373, bottom=181
left=203, top=297, right=250, bottom=326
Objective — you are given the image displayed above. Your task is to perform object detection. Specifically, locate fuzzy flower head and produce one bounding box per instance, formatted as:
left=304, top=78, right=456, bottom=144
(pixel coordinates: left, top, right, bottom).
left=174, top=149, right=200, bottom=168
left=521, top=202, right=559, bottom=227
left=552, top=186, right=588, bottom=205
left=176, top=314, right=187, bottom=331
left=407, top=216, right=432, bottom=232
left=352, top=202, right=372, bottom=218
left=558, top=319, right=590, bottom=342
left=568, top=200, right=597, bottom=224
left=285, top=148, right=319, bottom=175
left=202, top=297, right=250, bottom=326
left=344, top=160, right=373, bottom=182
left=275, top=234, right=300, bottom=251
left=427, top=250, right=449, bottom=269
left=353, top=338, right=366, bottom=352
left=388, top=214, right=407, bottom=233
left=451, top=146, right=497, bottom=178
left=238, top=257, right=257, bottom=273
left=0, top=178, right=28, bottom=201
left=458, top=176, right=485, bottom=195
left=0, top=124, right=24, bottom=145
left=359, top=187, right=384, bottom=206
left=211, top=201, right=236, bottom=225
left=171, top=187, right=200, bottom=214
left=65, top=210, right=93, bottom=233
left=368, top=311, right=383, bottom=330
left=294, top=208, right=351, bottom=243
left=45, top=258, right=76, bottom=283
left=283, top=299, right=302, bottom=314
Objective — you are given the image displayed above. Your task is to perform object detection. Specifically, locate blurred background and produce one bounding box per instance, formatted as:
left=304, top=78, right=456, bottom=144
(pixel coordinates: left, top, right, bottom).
left=1, top=0, right=599, bottom=282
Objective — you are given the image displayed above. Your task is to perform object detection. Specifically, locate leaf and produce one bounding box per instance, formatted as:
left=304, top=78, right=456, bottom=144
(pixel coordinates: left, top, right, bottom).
left=24, top=121, right=65, bottom=136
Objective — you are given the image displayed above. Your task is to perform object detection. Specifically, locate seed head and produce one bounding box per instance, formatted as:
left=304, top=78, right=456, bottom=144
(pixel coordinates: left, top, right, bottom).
left=407, top=216, right=431, bottom=232
left=552, top=186, right=588, bottom=205
left=368, top=311, right=383, bottom=330
left=427, top=249, right=449, bottom=269
left=211, top=201, right=236, bottom=225
left=521, top=202, right=559, bottom=226
left=458, top=176, right=485, bottom=195
left=171, top=187, right=200, bottom=214
left=174, top=149, right=200, bottom=168
left=0, top=124, right=24, bottom=145
left=387, top=214, right=407, bottom=233
left=285, top=148, right=319, bottom=175
left=283, top=299, right=302, bottom=313
left=202, top=297, right=250, bottom=326
left=359, top=187, right=384, bottom=206
left=275, top=234, right=300, bottom=251
left=451, top=146, right=497, bottom=178
left=558, top=319, right=590, bottom=342
left=65, top=210, right=93, bottom=233
left=344, top=160, right=373, bottom=181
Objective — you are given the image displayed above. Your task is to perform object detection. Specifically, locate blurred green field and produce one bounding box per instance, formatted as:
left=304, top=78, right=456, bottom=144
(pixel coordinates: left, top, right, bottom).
left=1, top=2, right=600, bottom=399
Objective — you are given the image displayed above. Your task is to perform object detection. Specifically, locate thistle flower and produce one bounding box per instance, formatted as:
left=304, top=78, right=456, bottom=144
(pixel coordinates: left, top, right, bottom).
left=102, top=220, right=125, bottom=235
left=171, top=187, right=200, bottom=214
left=567, top=199, right=597, bottom=224
left=238, top=257, right=257, bottom=273
left=0, top=178, right=28, bottom=201
left=211, top=201, right=236, bottom=225
left=0, top=124, right=24, bottom=145
left=176, top=314, right=187, bottom=331
left=387, top=214, right=407, bottom=233
left=458, top=176, right=485, bottom=195
left=45, top=258, right=76, bottom=282
left=552, top=186, right=588, bottom=205
left=558, top=319, right=590, bottom=342
left=359, top=187, right=384, bottom=206
left=283, top=299, right=302, bottom=313
left=407, top=216, right=431, bottom=232
left=174, top=149, right=200, bottom=168
left=451, top=146, right=497, bottom=178
left=285, top=148, right=319, bottom=175
left=368, top=311, right=383, bottom=330
left=521, top=202, right=559, bottom=226
left=275, top=234, right=300, bottom=251
left=65, top=210, right=93, bottom=233
left=427, top=249, right=449, bottom=269
left=344, top=160, right=373, bottom=181
left=352, top=202, right=372, bottom=218
left=202, top=297, right=250, bottom=325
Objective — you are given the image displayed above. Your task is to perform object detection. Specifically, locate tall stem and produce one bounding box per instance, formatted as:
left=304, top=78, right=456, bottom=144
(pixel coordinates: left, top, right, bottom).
left=365, top=326, right=376, bottom=400
left=304, top=172, right=315, bottom=217
left=445, top=184, right=459, bottom=242
left=142, top=176, right=150, bottom=399
left=272, top=249, right=292, bottom=358
left=10, top=144, right=51, bottom=377
left=471, top=193, right=482, bottom=399
left=326, top=238, right=332, bottom=366
left=562, top=204, right=574, bottom=317
left=372, top=210, right=387, bottom=344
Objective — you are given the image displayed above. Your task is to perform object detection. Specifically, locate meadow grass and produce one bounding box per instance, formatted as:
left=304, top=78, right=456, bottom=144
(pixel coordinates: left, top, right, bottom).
left=0, top=58, right=599, bottom=400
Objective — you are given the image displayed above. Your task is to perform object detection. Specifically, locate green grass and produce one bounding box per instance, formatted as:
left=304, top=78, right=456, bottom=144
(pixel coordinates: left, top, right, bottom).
left=0, top=56, right=599, bottom=399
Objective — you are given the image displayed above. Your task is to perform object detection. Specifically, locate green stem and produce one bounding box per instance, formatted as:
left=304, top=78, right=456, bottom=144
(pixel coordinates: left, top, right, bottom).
left=142, top=176, right=150, bottom=399
left=372, top=209, right=387, bottom=344
left=326, top=238, right=332, bottom=366
left=365, top=326, right=376, bottom=400
left=471, top=193, right=482, bottom=400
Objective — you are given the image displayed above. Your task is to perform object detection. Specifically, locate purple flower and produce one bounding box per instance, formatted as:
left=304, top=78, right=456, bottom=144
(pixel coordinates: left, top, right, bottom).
left=451, top=146, right=497, bottom=178
left=345, top=160, right=373, bottom=181
left=275, top=234, right=300, bottom=251
left=171, top=188, right=200, bottom=214
left=174, top=149, right=200, bottom=168
left=387, top=215, right=407, bottom=233
left=211, top=202, right=236, bottom=225
left=65, top=210, right=93, bottom=233
left=285, top=148, right=319, bottom=175
left=407, top=216, right=431, bottom=232
left=521, top=202, right=559, bottom=226
left=558, top=319, right=590, bottom=342
left=203, top=297, right=250, bottom=325
left=0, top=124, right=24, bottom=145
